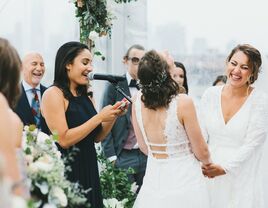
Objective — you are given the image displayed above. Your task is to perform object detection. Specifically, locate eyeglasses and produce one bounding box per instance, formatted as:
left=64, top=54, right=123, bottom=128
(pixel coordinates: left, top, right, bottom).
left=127, top=57, right=140, bottom=65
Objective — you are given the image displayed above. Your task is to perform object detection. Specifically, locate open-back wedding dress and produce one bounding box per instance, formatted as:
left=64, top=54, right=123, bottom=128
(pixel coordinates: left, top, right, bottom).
left=133, top=93, right=209, bottom=208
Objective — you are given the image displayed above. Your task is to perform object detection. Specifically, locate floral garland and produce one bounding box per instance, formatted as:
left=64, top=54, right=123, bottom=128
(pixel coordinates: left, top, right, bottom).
left=72, top=0, right=137, bottom=58
left=22, top=125, right=90, bottom=208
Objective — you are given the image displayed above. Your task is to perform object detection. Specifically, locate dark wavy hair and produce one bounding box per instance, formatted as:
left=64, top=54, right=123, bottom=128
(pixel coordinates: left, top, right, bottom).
left=174, top=61, right=189, bottom=94
left=138, top=50, right=179, bottom=110
left=53, top=41, right=89, bottom=100
left=0, top=38, right=21, bottom=108
left=226, top=44, right=262, bottom=84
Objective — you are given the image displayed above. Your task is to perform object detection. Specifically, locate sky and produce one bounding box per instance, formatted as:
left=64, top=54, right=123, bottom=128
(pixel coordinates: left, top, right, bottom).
left=148, top=0, right=268, bottom=55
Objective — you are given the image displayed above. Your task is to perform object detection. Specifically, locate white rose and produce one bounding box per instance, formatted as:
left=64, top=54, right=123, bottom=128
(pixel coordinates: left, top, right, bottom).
left=88, top=31, right=99, bottom=41
left=49, top=187, right=68, bottom=207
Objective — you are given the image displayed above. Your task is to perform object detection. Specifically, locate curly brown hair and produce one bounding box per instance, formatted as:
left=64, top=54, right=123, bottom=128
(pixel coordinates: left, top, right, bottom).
left=138, top=50, right=179, bottom=110
left=0, top=38, right=21, bottom=108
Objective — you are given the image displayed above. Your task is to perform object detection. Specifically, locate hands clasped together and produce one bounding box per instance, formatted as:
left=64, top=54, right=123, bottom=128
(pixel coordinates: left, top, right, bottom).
left=202, top=163, right=226, bottom=179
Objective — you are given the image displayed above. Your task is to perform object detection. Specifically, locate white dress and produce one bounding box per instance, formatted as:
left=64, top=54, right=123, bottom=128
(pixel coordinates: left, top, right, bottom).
left=133, top=94, right=210, bottom=208
left=200, top=86, right=268, bottom=208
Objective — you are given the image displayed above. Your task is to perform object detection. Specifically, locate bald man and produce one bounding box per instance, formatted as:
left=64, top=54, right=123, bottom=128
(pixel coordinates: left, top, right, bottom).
left=14, top=52, right=50, bottom=134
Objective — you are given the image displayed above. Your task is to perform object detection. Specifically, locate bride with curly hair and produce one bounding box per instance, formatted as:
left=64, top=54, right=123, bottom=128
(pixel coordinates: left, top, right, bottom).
left=132, top=50, right=211, bottom=208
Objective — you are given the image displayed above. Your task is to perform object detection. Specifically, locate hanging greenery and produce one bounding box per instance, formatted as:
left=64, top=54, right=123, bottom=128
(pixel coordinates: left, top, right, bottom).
left=72, top=0, right=137, bottom=54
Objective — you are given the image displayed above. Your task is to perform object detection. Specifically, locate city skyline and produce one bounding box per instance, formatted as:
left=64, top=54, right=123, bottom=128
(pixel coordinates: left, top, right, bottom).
left=148, top=0, right=268, bottom=56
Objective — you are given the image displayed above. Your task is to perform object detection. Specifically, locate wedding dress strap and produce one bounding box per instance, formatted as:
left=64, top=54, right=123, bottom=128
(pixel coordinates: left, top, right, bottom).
left=135, top=93, right=150, bottom=147
left=147, top=141, right=189, bottom=147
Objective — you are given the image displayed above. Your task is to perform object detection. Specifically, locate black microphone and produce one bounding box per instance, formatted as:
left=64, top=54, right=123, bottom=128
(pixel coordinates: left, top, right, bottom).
left=88, top=72, right=126, bottom=83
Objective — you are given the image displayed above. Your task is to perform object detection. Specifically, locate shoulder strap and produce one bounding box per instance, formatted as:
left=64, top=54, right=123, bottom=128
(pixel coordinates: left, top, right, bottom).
left=134, top=93, right=151, bottom=151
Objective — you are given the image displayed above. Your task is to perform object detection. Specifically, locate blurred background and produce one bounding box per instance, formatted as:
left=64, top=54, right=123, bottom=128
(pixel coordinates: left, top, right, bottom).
left=0, top=0, right=268, bottom=103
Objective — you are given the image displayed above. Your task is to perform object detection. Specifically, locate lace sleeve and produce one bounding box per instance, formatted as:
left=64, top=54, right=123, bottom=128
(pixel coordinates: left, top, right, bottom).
left=221, top=91, right=268, bottom=175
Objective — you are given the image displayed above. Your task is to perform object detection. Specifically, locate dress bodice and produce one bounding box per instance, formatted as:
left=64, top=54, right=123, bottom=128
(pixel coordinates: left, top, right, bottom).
left=135, top=93, right=192, bottom=159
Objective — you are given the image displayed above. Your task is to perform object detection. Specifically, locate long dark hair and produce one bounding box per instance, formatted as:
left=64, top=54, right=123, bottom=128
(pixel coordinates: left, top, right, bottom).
left=138, top=50, right=179, bottom=110
left=0, top=38, right=21, bottom=108
left=174, top=61, right=189, bottom=94
left=53, top=41, right=89, bottom=99
left=226, top=44, right=262, bottom=84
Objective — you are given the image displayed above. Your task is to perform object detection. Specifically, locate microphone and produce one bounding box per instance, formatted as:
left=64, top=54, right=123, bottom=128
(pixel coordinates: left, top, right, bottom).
left=88, top=72, right=126, bottom=83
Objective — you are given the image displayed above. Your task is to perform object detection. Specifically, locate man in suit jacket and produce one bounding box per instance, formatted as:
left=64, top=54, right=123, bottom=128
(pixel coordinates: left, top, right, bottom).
left=14, top=52, right=49, bottom=134
left=102, top=44, right=147, bottom=192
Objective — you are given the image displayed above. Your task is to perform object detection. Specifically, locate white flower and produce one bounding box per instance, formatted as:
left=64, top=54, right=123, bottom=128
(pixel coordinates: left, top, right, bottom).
left=88, top=31, right=99, bottom=41
left=103, top=198, right=128, bottom=208
left=130, top=182, right=139, bottom=193
left=36, top=181, right=49, bottom=194
left=103, top=198, right=118, bottom=208
left=49, top=187, right=68, bottom=207
left=29, top=156, right=53, bottom=172
left=37, top=131, right=50, bottom=146
left=23, top=125, right=29, bottom=132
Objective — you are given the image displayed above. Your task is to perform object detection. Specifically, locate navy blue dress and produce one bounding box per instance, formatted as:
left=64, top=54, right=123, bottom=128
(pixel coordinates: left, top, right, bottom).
left=58, top=95, right=103, bottom=208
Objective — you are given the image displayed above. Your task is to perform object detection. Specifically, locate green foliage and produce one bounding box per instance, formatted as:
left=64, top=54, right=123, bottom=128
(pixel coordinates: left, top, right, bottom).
left=72, top=0, right=137, bottom=58
left=98, top=150, right=137, bottom=208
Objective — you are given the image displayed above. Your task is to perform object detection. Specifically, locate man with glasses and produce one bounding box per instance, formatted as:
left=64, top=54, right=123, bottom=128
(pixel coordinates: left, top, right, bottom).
left=102, top=44, right=147, bottom=192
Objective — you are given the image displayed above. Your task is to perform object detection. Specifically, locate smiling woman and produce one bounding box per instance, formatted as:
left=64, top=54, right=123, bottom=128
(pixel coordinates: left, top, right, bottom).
left=41, top=41, right=125, bottom=208
left=200, top=44, right=268, bottom=208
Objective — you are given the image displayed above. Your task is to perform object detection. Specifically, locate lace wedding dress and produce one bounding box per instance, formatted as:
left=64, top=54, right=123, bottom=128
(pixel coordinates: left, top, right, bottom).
left=133, top=94, right=209, bottom=208
left=200, top=86, right=268, bottom=208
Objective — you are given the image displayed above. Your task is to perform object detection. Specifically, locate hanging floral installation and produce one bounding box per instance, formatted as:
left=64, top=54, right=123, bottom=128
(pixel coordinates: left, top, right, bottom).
left=72, top=0, right=137, bottom=58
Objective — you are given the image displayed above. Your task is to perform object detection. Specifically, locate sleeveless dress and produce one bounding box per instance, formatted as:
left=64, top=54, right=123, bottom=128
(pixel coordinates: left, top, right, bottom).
left=57, top=95, right=103, bottom=208
left=133, top=94, right=209, bottom=208
left=200, top=86, right=268, bottom=208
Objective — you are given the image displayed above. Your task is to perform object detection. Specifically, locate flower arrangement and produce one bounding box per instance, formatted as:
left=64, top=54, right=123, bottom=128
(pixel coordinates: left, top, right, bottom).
left=97, top=148, right=138, bottom=208
left=72, top=0, right=137, bottom=58
left=22, top=125, right=90, bottom=208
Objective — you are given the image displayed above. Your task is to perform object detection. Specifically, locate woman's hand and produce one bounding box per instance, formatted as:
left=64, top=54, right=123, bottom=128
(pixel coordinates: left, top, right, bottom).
left=202, top=163, right=226, bottom=178
left=98, top=103, right=122, bottom=122
left=114, top=99, right=130, bottom=117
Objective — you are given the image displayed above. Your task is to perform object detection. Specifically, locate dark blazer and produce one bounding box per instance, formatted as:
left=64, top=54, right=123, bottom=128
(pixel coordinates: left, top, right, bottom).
left=101, top=76, right=132, bottom=158
left=14, top=83, right=50, bottom=134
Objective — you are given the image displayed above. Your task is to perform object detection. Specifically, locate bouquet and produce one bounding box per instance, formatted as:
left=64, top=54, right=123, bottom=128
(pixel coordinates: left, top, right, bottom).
left=22, top=125, right=90, bottom=208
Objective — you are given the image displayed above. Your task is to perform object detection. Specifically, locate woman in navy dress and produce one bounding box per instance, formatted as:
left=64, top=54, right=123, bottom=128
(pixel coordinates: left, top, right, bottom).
left=42, top=41, right=125, bottom=208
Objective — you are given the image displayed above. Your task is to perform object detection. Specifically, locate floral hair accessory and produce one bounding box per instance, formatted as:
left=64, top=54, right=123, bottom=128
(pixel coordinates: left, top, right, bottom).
left=139, top=70, right=168, bottom=91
